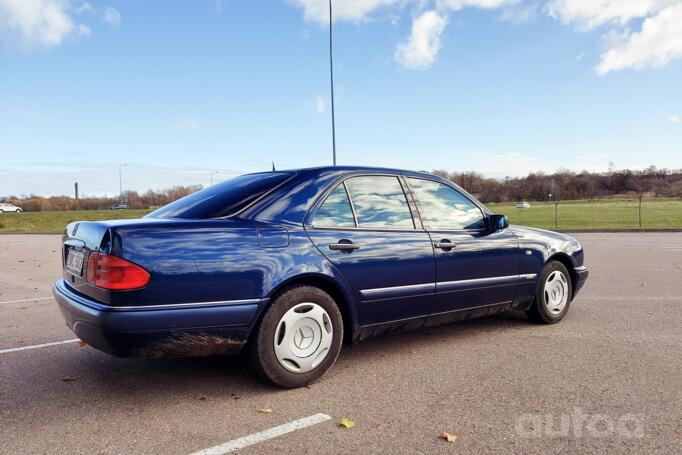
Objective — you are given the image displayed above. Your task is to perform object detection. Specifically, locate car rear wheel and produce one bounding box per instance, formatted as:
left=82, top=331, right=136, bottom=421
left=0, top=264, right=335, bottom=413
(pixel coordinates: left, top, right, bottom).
left=526, top=261, right=572, bottom=324
left=251, top=286, right=343, bottom=388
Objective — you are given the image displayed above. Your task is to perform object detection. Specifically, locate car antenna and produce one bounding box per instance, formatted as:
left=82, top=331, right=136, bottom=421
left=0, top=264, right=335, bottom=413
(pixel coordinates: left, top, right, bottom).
left=272, top=161, right=276, bottom=171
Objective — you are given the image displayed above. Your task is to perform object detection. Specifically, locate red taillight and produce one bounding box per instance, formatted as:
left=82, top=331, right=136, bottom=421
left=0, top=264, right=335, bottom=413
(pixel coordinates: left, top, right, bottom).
left=85, top=253, right=150, bottom=290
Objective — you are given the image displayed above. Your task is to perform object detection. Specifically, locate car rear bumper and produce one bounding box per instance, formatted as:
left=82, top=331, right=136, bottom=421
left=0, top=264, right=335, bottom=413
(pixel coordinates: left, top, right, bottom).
left=573, top=265, right=589, bottom=297
left=53, top=279, right=266, bottom=358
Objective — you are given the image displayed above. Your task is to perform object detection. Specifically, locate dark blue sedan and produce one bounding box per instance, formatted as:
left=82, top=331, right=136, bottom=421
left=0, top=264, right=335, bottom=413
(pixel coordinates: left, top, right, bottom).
left=54, top=166, right=589, bottom=387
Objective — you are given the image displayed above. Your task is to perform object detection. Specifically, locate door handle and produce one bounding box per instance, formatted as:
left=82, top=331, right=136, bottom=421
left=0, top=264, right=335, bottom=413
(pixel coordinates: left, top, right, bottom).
left=434, top=240, right=456, bottom=250
left=329, top=241, right=360, bottom=251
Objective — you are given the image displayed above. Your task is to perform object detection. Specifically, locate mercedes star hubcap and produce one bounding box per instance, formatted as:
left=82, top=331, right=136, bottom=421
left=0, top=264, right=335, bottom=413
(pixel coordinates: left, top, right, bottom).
left=274, top=302, right=333, bottom=373
left=544, top=270, right=568, bottom=315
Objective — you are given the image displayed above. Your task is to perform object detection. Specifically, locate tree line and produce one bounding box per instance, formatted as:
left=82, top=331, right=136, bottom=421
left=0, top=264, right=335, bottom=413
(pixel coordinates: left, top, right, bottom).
left=2, top=166, right=681, bottom=211
left=435, top=166, right=682, bottom=203
left=1, top=185, right=202, bottom=212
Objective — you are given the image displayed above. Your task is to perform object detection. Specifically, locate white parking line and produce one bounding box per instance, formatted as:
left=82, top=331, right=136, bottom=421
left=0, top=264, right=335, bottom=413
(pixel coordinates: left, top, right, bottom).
left=188, top=413, right=332, bottom=455
left=0, top=296, right=53, bottom=305
left=0, top=339, right=79, bottom=354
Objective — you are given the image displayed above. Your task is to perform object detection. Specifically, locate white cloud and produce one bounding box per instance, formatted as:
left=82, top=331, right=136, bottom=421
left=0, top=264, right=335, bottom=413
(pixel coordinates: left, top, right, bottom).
left=76, top=2, right=94, bottom=15
left=102, top=6, right=120, bottom=28
left=0, top=0, right=90, bottom=49
left=547, top=0, right=676, bottom=30
left=670, top=115, right=680, bottom=124
left=439, top=0, right=519, bottom=12
left=395, top=10, right=448, bottom=70
left=466, top=151, right=544, bottom=177
left=288, top=0, right=400, bottom=24
left=596, top=3, right=682, bottom=74
left=498, top=2, right=539, bottom=24
left=315, top=95, right=326, bottom=113
left=176, top=120, right=200, bottom=131
left=76, top=23, right=89, bottom=36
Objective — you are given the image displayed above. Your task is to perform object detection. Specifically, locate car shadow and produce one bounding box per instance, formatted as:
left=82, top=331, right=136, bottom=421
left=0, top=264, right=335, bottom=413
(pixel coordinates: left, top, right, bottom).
left=5, top=310, right=537, bottom=413
left=80, top=311, right=533, bottom=393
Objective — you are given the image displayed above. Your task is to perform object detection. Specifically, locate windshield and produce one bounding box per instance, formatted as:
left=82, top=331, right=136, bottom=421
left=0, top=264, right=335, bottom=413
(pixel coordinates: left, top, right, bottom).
left=146, top=172, right=294, bottom=219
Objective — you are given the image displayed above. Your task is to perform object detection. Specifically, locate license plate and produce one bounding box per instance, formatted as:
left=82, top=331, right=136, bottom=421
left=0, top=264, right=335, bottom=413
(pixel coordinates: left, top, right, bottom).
left=66, top=249, right=85, bottom=276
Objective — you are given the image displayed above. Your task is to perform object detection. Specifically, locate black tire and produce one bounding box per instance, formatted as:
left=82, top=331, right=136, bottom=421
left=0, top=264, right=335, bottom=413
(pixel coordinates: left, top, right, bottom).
left=526, top=261, right=573, bottom=324
left=251, top=286, right=343, bottom=388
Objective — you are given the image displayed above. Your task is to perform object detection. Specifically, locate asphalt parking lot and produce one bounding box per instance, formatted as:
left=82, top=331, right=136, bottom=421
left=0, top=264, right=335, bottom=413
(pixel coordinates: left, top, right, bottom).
left=1, top=233, right=681, bottom=454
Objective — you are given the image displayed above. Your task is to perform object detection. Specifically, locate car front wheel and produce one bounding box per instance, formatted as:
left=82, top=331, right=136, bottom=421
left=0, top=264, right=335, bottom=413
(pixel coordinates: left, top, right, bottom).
left=251, top=285, right=343, bottom=388
left=526, top=261, right=573, bottom=324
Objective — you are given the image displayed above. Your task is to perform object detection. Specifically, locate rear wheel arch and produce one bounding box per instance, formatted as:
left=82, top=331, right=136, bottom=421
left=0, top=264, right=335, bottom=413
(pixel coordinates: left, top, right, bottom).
left=264, top=274, right=356, bottom=345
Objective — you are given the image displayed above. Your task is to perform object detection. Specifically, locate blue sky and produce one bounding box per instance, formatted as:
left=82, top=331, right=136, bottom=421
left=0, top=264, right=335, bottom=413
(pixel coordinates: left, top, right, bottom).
left=1, top=0, right=681, bottom=197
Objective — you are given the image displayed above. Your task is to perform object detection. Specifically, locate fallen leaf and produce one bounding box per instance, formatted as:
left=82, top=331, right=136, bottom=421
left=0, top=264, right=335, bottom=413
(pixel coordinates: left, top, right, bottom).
left=338, top=418, right=355, bottom=429
left=408, top=350, right=416, bottom=355
left=78, top=340, right=87, bottom=348
left=641, top=282, right=647, bottom=287
left=61, top=376, right=77, bottom=382
left=441, top=431, right=457, bottom=443
left=258, top=408, right=272, bottom=414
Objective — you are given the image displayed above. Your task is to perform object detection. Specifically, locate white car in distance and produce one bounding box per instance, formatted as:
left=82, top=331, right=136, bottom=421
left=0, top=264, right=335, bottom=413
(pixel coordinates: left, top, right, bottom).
left=0, top=203, right=23, bottom=213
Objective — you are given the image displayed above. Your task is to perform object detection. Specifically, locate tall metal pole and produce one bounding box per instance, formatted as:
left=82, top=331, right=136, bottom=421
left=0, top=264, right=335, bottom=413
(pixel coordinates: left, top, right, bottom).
left=119, top=163, right=127, bottom=204
left=329, top=0, right=337, bottom=166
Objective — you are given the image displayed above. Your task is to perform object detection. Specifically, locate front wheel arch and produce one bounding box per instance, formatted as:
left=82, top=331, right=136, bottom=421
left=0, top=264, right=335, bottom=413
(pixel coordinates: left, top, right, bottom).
left=545, top=253, right=576, bottom=299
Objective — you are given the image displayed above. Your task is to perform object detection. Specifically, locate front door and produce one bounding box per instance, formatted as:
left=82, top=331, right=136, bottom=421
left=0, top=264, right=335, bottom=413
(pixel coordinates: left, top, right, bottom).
left=405, top=177, right=519, bottom=315
left=305, top=175, right=435, bottom=326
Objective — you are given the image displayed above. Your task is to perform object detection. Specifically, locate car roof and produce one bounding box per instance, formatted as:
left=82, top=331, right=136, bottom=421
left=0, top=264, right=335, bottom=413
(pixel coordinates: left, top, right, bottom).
left=280, top=165, right=442, bottom=180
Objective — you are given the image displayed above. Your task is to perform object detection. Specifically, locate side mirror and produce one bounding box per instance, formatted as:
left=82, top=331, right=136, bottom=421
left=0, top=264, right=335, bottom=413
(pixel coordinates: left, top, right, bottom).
left=489, top=214, right=509, bottom=232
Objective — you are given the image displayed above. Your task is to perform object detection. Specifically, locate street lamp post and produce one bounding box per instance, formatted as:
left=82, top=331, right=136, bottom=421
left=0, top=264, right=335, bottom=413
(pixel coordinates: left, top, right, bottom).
left=119, top=163, right=127, bottom=205
left=329, top=0, right=336, bottom=166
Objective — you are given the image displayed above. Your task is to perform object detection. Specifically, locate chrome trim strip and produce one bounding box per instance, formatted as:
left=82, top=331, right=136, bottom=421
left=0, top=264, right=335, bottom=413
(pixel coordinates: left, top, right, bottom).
left=574, top=266, right=588, bottom=273
left=436, top=273, right=537, bottom=293
left=360, top=274, right=538, bottom=300
left=359, top=282, right=435, bottom=301
left=103, top=298, right=266, bottom=312
left=55, top=281, right=266, bottom=312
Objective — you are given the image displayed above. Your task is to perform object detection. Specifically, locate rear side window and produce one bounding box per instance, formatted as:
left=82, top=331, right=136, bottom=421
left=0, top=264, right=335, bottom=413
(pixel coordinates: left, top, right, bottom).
left=345, top=176, right=414, bottom=229
left=407, top=178, right=485, bottom=230
left=313, top=184, right=356, bottom=228
left=147, top=172, right=293, bottom=219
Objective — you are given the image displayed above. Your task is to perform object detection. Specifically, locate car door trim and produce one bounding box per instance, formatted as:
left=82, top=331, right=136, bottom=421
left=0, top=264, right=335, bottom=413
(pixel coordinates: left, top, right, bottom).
left=359, top=283, right=436, bottom=301
left=359, top=274, right=536, bottom=301
left=436, top=273, right=537, bottom=293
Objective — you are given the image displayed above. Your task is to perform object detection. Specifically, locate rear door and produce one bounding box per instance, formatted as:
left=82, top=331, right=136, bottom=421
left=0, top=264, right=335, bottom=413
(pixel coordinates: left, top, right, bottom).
left=405, top=177, right=519, bottom=314
left=305, top=174, right=435, bottom=326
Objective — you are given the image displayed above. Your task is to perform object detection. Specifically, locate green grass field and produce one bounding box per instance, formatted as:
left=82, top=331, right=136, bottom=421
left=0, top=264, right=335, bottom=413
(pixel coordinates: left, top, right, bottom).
left=487, top=198, right=682, bottom=230
left=0, top=209, right=150, bottom=234
left=1, top=198, right=681, bottom=234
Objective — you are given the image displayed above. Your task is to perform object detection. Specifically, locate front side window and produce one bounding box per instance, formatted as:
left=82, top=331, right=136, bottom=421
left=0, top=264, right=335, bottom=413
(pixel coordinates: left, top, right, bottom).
left=407, top=178, right=485, bottom=230
left=344, top=176, right=414, bottom=229
left=313, top=184, right=356, bottom=228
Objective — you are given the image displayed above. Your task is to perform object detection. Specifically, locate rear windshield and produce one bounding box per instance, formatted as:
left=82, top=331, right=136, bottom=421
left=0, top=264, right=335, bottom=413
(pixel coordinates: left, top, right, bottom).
left=146, top=172, right=293, bottom=219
